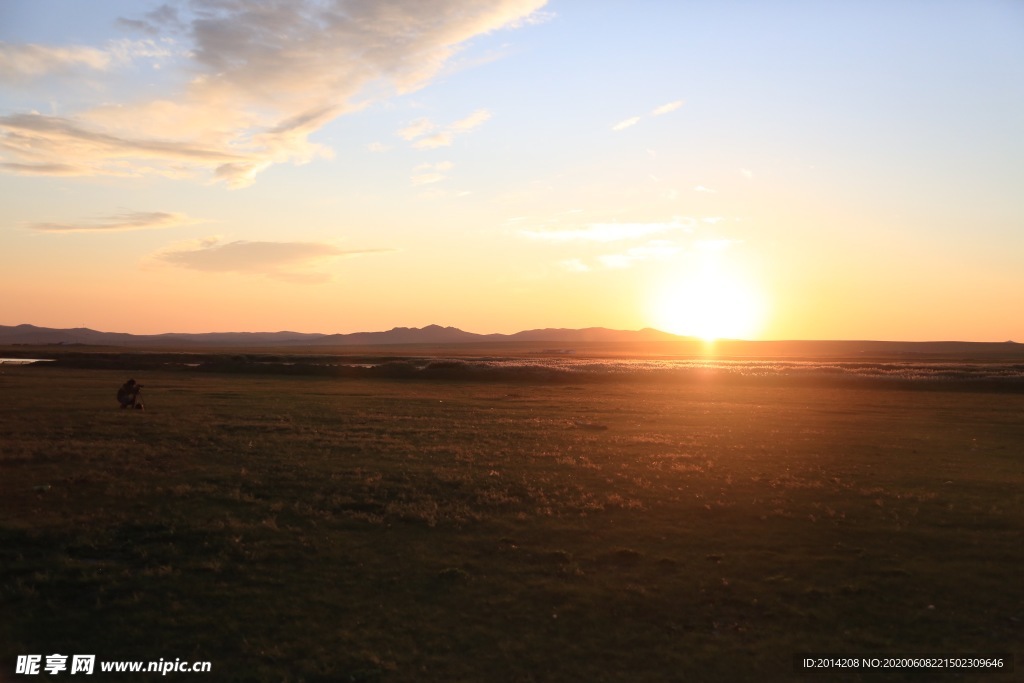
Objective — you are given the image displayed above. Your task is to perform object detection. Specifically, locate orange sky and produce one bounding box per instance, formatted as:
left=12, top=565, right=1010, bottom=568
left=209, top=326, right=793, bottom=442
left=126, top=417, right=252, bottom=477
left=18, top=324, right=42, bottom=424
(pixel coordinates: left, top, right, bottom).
left=2, top=1, right=1023, bottom=340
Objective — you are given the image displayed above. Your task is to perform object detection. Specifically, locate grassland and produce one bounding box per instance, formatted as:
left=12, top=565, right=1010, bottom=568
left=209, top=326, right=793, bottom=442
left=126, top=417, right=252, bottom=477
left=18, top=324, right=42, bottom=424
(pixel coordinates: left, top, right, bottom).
left=2, top=363, right=1022, bottom=681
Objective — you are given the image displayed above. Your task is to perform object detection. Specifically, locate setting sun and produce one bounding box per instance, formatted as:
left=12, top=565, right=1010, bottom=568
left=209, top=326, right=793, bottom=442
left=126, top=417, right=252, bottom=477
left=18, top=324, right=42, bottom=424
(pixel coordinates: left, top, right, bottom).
left=650, top=258, right=767, bottom=341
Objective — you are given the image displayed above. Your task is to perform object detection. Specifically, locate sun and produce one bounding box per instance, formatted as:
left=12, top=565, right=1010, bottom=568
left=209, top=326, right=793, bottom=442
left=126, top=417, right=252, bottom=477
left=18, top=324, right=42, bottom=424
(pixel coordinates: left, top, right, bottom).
left=650, top=263, right=767, bottom=341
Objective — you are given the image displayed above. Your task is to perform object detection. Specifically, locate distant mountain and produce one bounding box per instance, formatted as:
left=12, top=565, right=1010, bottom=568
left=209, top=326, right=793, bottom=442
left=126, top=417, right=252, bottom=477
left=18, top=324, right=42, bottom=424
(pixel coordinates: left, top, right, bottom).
left=505, top=327, right=683, bottom=343
left=0, top=323, right=688, bottom=347
left=3, top=324, right=1020, bottom=358
left=313, top=325, right=486, bottom=345
left=0, top=324, right=326, bottom=346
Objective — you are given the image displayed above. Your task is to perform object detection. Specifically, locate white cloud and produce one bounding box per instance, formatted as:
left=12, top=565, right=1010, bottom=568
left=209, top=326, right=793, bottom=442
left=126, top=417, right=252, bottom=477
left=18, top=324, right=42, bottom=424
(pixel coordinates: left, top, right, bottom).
left=154, top=238, right=392, bottom=281
left=449, top=108, right=492, bottom=131
left=693, top=185, right=716, bottom=193
left=413, top=131, right=455, bottom=149
left=28, top=211, right=195, bottom=233
left=740, top=168, right=754, bottom=179
left=400, top=108, right=492, bottom=149
left=521, top=211, right=738, bottom=273
left=398, top=118, right=436, bottom=141
left=611, top=116, right=640, bottom=131
left=0, top=0, right=547, bottom=186
left=651, top=100, right=683, bottom=116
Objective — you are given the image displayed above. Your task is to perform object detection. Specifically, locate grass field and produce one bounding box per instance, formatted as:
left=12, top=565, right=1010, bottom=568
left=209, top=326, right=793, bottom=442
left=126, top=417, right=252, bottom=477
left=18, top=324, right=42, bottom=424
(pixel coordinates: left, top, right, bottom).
left=2, top=364, right=1022, bottom=681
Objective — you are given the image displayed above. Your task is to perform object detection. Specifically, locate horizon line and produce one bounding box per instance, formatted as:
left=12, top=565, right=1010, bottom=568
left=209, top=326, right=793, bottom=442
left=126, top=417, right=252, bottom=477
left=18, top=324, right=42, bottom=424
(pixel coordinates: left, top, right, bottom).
left=0, top=322, right=1019, bottom=346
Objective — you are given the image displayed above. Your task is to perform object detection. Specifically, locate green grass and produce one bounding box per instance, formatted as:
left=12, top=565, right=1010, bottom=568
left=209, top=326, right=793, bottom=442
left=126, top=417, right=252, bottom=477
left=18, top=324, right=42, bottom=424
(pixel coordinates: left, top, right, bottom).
left=1, top=365, right=1022, bottom=681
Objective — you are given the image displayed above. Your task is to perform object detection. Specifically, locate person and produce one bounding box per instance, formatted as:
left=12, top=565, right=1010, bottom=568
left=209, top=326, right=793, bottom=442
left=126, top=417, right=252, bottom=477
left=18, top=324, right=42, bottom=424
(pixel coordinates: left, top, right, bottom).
left=117, top=379, right=143, bottom=409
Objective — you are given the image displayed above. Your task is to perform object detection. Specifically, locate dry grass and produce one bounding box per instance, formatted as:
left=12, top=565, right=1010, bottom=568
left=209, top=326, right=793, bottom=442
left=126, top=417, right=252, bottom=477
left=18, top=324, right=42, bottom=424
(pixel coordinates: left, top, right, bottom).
left=1, top=365, right=1022, bottom=681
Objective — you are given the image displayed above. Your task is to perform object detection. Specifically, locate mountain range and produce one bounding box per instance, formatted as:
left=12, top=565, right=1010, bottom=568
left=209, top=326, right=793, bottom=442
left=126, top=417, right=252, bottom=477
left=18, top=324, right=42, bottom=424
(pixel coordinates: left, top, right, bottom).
left=0, top=323, right=687, bottom=347
left=2, top=324, right=1020, bottom=359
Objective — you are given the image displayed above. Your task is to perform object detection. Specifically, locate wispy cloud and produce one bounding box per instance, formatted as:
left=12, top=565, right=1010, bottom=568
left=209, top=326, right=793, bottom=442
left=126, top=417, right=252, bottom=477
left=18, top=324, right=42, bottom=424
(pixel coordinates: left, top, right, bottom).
left=0, top=161, right=85, bottom=175
left=115, top=5, right=185, bottom=36
left=449, top=109, right=492, bottom=132
left=154, top=238, right=392, bottom=281
left=398, top=118, right=436, bottom=141
left=411, top=161, right=454, bottom=185
left=611, top=99, right=682, bottom=132
left=611, top=116, right=641, bottom=132
left=0, top=1, right=546, bottom=186
left=28, top=211, right=195, bottom=233
left=0, top=112, right=248, bottom=183
left=0, top=41, right=111, bottom=81
left=651, top=100, right=683, bottom=116
left=518, top=212, right=731, bottom=272
left=413, top=131, right=455, bottom=150
left=693, top=185, right=716, bottom=193
left=399, top=108, right=492, bottom=149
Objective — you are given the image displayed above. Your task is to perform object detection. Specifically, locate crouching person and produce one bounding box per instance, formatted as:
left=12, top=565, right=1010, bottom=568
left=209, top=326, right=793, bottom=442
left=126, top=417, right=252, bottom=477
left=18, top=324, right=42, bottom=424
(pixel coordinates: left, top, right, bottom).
left=117, top=379, right=144, bottom=409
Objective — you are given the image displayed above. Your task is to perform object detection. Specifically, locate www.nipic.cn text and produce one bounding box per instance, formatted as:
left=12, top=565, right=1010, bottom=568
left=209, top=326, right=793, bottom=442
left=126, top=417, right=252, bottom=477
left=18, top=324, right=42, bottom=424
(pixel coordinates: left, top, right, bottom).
left=16, top=655, right=212, bottom=676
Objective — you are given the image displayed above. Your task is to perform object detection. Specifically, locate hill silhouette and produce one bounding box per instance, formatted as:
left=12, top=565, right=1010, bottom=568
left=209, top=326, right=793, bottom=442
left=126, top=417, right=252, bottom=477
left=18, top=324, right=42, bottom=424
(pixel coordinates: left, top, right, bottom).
left=0, top=323, right=689, bottom=347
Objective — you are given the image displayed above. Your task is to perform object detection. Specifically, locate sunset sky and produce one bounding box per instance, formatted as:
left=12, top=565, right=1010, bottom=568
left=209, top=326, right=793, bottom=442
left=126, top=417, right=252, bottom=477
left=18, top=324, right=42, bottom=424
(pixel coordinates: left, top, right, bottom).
left=2, top=1, right=1022, bottom=340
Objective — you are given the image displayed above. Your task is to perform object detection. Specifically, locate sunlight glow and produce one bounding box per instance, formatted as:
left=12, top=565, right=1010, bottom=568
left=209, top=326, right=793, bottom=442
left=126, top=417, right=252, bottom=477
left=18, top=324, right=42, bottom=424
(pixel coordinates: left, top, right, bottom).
left=650, top=261, right=767, bottom=341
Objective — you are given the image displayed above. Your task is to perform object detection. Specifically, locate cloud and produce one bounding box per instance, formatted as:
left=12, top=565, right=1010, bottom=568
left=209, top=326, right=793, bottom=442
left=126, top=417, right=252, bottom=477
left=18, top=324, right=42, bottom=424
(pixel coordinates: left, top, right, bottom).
left=651, top=100, right=683, bottom=116
left=611, top=116, right=641, bottom=131
left=411, top=161, right=454, bottom=185
left=0, top=112, right=247, bottom=182
left=0, top=162, right=85, bottom=175
left=559, top=258, right=590, bottom=273
left=610, top=99, right=682, bottom=132
left=521, top=217, right=694, bottom=243
left=399, top=108, right=492, bottom=149
left=693, top=185, right=716, bottom=193
left=413, top=131, right=455, bottom=150
left=0, top=0, right=547, bottom=186
left=398, top=118, right=436, bottom=141
left=449, top=108, right=492, bottom=131
left=595, top=254, right=632, bottom=269
left=155, top=238, right=392, bottom=281
left=28, top=211, right=195, bottom=233
left=596, top=241, right=681, bottom=270
left=740, top=168, right=754, bottom=179
left=0, top=41, right=111, bottom=81
left=104, top=38, right=175, bottom=66
left=519, top=212, right=716, bottom=273
left=116, top=5, right=184, bottom=36
left=0, top=37, right=179, bottom=83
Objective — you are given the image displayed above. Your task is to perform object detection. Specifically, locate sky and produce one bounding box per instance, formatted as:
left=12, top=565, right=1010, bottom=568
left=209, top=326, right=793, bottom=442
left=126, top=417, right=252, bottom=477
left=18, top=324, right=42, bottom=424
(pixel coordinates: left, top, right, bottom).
left=1, top=0, right=1022, bottom=341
